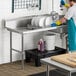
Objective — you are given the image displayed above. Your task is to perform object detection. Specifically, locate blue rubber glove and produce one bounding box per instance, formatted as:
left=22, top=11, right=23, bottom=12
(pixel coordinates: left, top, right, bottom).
left=60, top=0, right=70, bottom=8
left=60, top=0, right=65, bottom=5
left=51, top=23, right=57, bottom=27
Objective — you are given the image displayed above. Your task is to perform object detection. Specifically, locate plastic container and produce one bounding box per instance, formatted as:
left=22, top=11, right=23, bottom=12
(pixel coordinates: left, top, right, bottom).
left=38, top=39, right=45, bottom=52
left=44, top=34, right=55, bottom=51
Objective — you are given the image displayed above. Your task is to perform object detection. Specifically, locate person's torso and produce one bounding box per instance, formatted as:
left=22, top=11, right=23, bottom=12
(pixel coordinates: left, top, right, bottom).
left=71, top=4, right=76, bottom=24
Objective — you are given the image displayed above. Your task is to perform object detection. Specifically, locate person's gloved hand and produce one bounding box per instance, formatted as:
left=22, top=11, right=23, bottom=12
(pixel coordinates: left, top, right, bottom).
left=56, top=20, right=62, bottom=26
left=64, top=4, right=70, bottom=8
left=61, top=0, right=65, bottom=5
left=51, top=23, right=57, bottom=27
left=60, top=0, right=70, bottom=8
left=51, top=20, right=62, bottom=27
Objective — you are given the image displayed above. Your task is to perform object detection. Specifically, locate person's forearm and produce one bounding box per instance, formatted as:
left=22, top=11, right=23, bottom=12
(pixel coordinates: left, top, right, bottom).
left=59, top=17, right=67, bottom=24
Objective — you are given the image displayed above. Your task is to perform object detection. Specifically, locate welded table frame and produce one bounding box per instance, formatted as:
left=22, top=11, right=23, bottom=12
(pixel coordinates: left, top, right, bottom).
left=10, top=31, right=24, bottom=69
left=5, top=25, right=66, bottom=69
left=41, top=58, right=76, bottom=76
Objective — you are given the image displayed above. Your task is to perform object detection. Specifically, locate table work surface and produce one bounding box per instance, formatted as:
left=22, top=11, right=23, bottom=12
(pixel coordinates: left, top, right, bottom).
left=41, top=57, right=76, bottom=73
left=5, top=25, right=66, bottom=34
left=51, top=52, right=76, bottom=68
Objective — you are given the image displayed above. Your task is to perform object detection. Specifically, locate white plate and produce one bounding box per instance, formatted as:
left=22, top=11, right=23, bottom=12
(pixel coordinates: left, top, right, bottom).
left=35, top=16, right=41, bottom=27
left=45, top=17, right=53, bottom=27
left=39, top=16, right=46, bottom=27
left=31, top=17, right=37, bottom=26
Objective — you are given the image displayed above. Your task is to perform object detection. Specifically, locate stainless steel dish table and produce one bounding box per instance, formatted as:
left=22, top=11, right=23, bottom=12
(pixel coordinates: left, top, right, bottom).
left=5, top=25, right=66, bottom=69
left=41, top=58, right=76, bottom=76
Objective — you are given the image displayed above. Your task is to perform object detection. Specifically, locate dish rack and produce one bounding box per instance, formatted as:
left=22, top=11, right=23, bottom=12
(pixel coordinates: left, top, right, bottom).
left=12, top=0, right=41, bottom=13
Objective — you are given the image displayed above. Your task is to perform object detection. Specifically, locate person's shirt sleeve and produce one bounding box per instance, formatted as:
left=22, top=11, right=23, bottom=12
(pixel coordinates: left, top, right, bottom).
left=64, top=7, right=73, bottom=20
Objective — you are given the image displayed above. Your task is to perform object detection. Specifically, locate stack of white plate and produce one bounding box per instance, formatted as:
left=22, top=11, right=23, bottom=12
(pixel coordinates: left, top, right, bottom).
left=31, top=16, right=53, bottom=28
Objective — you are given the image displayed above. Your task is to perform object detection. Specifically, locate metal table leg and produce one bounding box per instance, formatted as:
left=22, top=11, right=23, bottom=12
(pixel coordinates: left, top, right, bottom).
left=68, top=72, right=72, bottom=76
left=21, top=34, right=24, bottom=69
left=10, top=31, right=25, bottom=69
left=46, top=65, right=49, bottom=76
left=10, top=31, right=12, bottom=63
